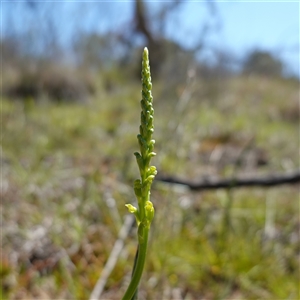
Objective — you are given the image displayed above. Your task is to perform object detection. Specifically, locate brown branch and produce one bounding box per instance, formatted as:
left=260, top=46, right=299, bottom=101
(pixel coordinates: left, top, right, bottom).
left=134, top=0, right=155, bottom=45
left=155, top=170, right=300, bottom=191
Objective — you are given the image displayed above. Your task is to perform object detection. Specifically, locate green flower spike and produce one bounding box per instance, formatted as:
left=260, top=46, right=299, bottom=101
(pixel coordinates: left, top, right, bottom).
left=123, top=47, right=157, bottom=300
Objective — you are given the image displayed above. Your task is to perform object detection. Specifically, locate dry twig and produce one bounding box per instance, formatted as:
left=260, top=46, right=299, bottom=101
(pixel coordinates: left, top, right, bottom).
left=156, top=170, right=300, bottom=190
left=90, top=215, right=135, bottom=300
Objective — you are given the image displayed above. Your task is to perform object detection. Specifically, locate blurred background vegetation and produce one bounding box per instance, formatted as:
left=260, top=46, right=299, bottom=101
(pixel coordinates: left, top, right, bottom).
left=2, top=1, right=299, bottom=299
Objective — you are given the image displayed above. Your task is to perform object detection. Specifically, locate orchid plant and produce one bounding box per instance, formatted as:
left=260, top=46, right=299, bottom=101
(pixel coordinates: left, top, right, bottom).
left=122, top=47, right=157, bottom=300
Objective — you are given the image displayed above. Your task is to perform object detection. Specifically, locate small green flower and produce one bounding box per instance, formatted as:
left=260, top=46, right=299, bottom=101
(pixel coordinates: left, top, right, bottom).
left=144, top=201, right=154, bottom=225
left=125, top=204, right=140, bottom=224
left=125, top=204, right=137, bottom=214
left=126, top=47, right=156, bottom=226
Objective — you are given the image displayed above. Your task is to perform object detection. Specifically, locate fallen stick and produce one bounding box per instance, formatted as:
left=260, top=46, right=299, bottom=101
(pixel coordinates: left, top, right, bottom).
left=155, top=170, right=300, bottom=191
left=90, top=215, right=135, bottom=300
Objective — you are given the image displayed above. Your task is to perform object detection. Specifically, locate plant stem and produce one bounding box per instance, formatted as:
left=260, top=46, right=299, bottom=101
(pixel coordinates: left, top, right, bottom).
left=130, top=245, right=140, bottom=300
left=122, top=225, right=149, bottom=300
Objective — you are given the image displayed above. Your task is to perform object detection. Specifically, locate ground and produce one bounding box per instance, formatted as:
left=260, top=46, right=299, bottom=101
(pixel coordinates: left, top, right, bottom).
left=1, top=75, right=299, bottom=299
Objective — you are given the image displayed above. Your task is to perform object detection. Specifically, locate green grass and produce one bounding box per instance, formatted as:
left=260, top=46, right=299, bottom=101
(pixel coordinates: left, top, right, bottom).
left=1, top=75, right=299, bottom=299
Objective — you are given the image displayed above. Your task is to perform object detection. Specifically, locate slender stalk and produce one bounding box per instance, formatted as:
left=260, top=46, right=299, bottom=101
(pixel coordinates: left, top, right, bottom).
left=130, top=247, right=139, bottom=300
left=122, top=226, right=149, bottom=300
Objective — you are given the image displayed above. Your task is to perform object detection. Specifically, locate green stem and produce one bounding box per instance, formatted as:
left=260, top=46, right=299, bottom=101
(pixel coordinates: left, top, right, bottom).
left=130, top=247, right=139, bottom=300
left=122, top=225, right=149, bottom=300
